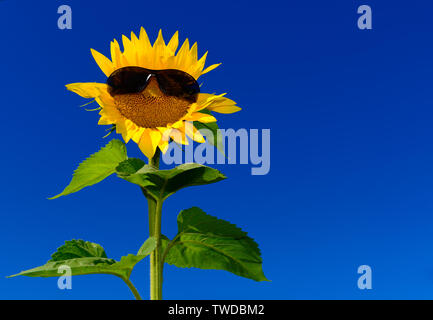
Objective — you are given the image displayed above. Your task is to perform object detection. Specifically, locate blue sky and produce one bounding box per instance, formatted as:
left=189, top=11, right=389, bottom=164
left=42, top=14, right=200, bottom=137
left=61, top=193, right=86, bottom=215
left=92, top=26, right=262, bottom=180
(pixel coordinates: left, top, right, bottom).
left=1, top=0, right=433, bottom=299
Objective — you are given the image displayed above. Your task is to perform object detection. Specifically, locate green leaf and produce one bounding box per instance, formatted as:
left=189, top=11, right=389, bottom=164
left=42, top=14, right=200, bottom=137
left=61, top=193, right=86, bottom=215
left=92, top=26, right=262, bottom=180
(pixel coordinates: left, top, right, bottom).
left=194, top=110, right=224, bottom=154
left=162, top=207, right=269, bottom=282
left=50, top=239, right=107, bottom=261
left=116, top=161, right=226, bottom=200
left=49, top=139, right=128, bottom=199
left=8, top=238, right=156, bottom=280
left=137, top=237, right=157, bottom=256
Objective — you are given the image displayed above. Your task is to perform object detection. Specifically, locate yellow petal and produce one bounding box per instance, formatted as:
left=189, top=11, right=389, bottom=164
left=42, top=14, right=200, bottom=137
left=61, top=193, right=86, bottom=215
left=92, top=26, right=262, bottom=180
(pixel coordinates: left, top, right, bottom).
left=167, top=31, right=179, bottom=53
left=196, top=51, right=208, bottom=69
left=196, top=93, right=218, bottom=104
left=115, top=119, right=133, bottom=143
left=139, top=27, right=152, bottom=47
left=130, top=127, right=145, bottom=143
left=208, top=105, right=241, bottom=114
left=184, top=42, right=199, bottom=76
left=194, top=93, right=227, bottom=111
left=122, top=34, right=136, bottom=65
left=90, top=49, right=114, bottom=77
left=175, top=38, right=190, bottom=69
left=191, top=51, right=208, bottom=79
left=179, top=122, right=205, bottom=143
left=201, top=63, right=221, bottom=75
left=138, top=129, right=162, bottom=158
left=152, top=29, right=167, bottom=68
left=98, top=116, right=112, bottom=125
left=95, top=91, right=123, bottom=122
left=153, top=29, right=166, bottom=48
left=169, top=128, right=189, bottom=145
left=189, top=42, right=198, bottom=62
left=148, top=129, right=163, bottom=152
left=130, top=31, right=139, bottom=46
left=110, top=39, right=122, bottom=68
left=198, top=94, right=241, bottom=114
left=186, top=112, right=217, bottom=123
left=66, top=82, right=106, bottom=98
left=137, top=28, right=152, bottom=66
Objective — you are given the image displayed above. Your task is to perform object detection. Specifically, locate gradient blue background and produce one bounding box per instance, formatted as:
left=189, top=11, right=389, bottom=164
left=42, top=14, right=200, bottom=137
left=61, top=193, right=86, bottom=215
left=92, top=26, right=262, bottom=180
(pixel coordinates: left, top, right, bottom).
left=1, top=0, right=433, bottom=299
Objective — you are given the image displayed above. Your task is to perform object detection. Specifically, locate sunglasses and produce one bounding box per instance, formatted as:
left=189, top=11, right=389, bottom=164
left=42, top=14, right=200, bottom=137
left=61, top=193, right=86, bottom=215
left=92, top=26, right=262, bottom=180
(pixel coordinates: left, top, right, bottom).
left=107, top=66, right=200, bottom=103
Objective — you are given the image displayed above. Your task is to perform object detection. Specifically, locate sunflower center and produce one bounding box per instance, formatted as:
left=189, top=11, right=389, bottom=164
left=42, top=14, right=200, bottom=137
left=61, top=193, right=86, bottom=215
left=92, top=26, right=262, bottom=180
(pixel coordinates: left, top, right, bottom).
left=112, top=77, right=191, bottom=128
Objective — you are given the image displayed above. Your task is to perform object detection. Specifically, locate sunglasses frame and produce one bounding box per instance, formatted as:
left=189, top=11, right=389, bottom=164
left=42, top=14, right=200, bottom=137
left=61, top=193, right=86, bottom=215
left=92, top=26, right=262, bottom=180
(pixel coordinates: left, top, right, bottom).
left=107, top=66, right=200, bottom=103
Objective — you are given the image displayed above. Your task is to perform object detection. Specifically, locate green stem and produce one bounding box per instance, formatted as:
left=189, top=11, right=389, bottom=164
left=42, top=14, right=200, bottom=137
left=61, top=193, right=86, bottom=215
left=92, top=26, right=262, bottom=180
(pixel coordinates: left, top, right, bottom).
left=122, top=277, right=142, bottom=300
left=147, top=149, right=163, bottom=300
left=73, top=272, right=143, bottom=300
left=153, top=199, right=163, bottom=299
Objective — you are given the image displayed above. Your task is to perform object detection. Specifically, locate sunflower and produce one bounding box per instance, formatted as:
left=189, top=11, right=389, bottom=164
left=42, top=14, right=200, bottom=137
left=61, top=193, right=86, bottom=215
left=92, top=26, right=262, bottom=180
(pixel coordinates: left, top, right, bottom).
left=66, top=28, right=240, bottom=158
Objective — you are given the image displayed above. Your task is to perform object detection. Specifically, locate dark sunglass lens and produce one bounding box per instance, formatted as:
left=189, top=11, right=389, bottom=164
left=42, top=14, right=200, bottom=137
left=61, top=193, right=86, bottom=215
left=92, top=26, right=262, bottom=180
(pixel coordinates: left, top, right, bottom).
left=107, top=67, right=151, bottom=96
left=156, top=69, right=200, bottom=102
